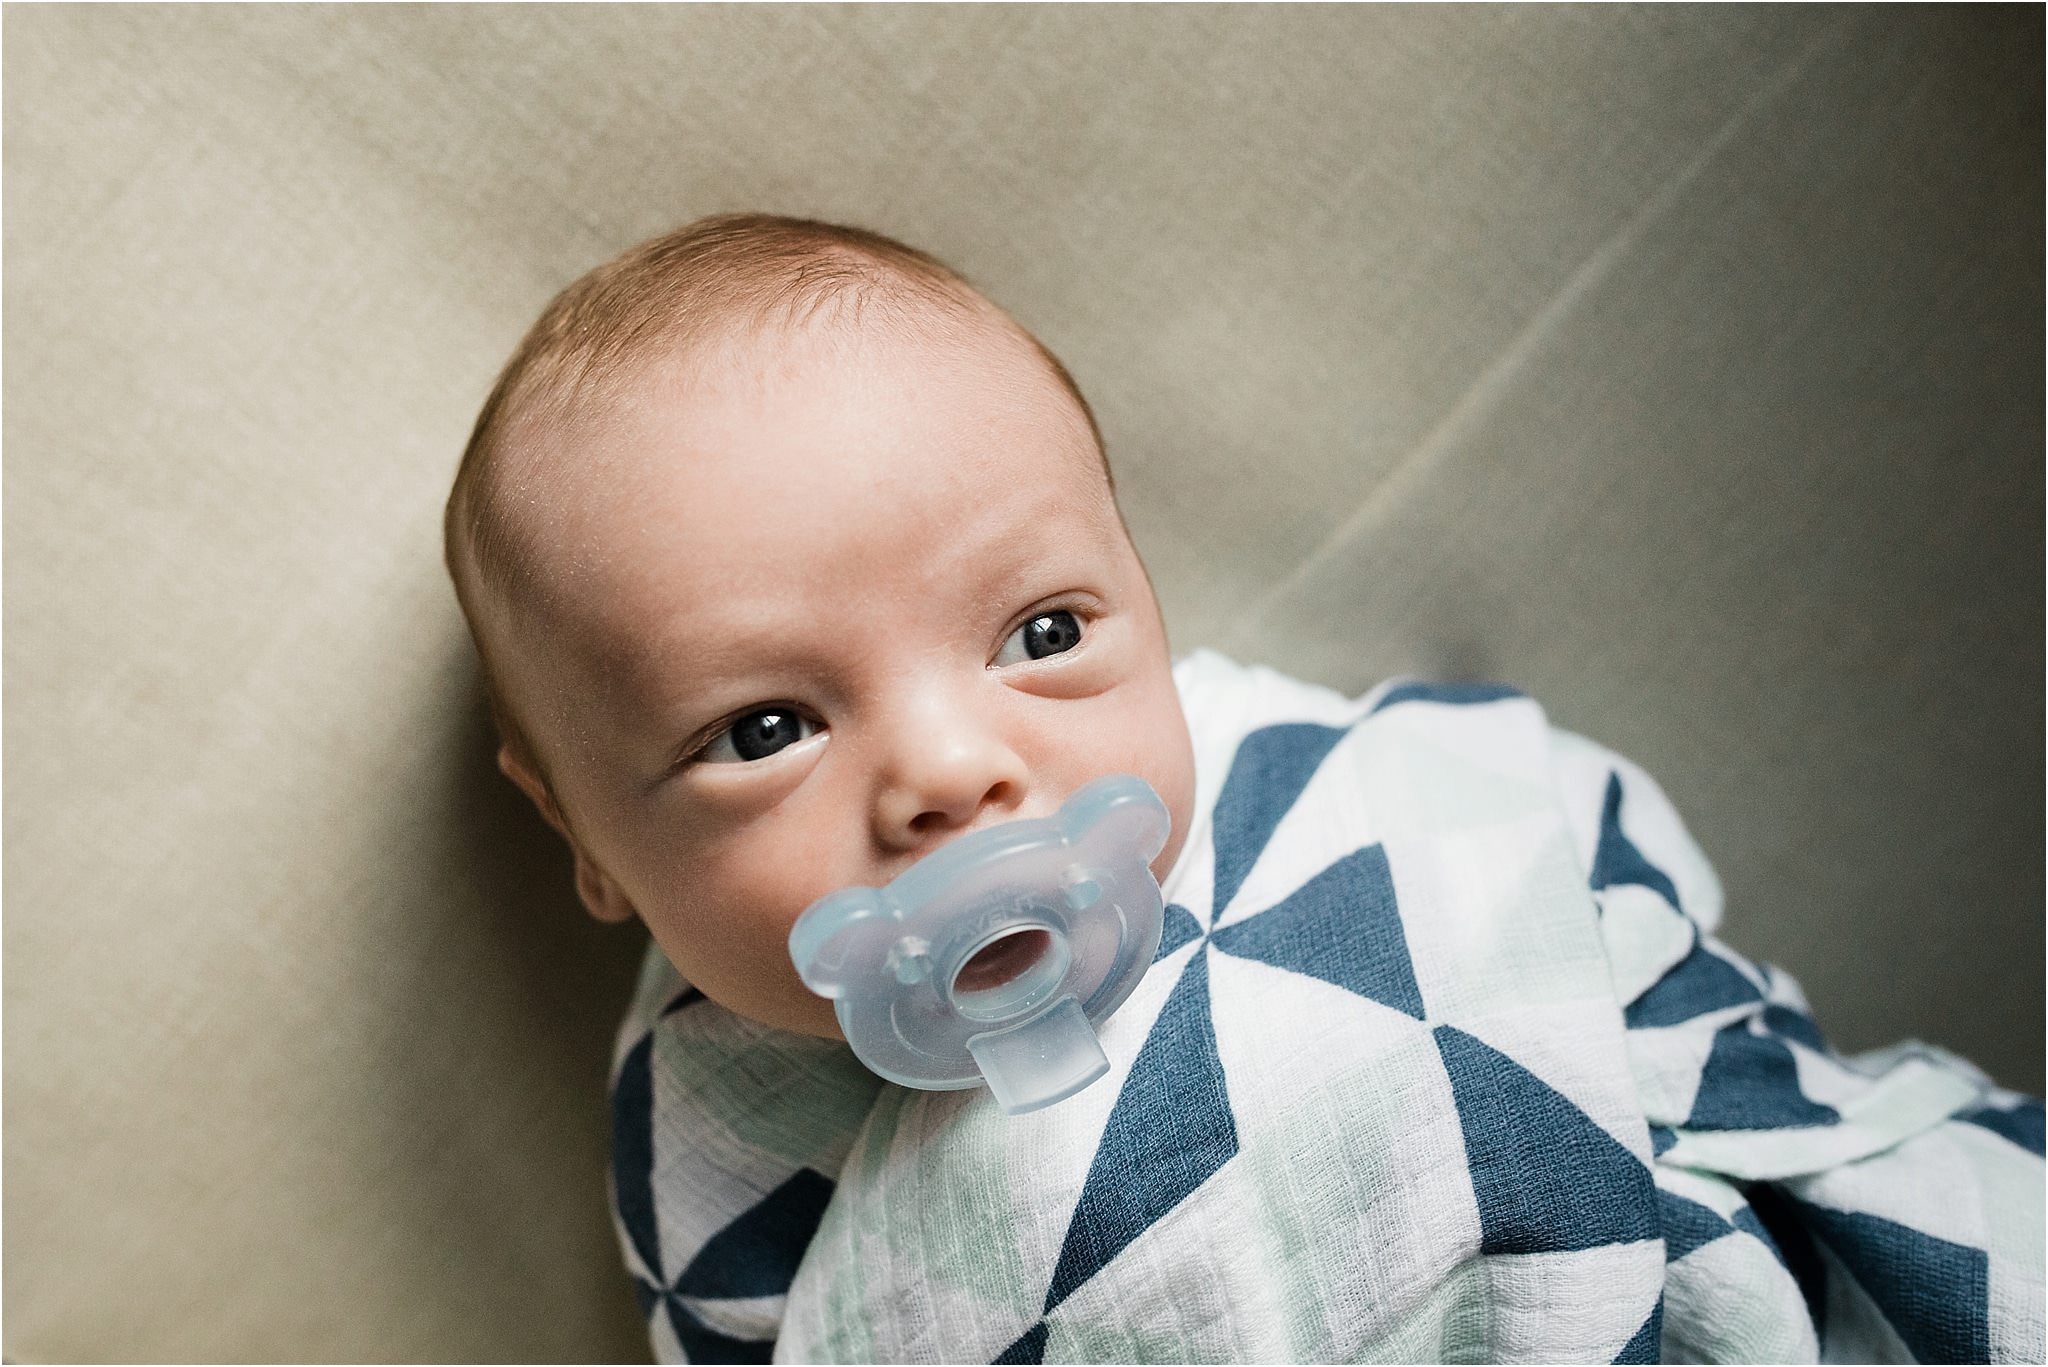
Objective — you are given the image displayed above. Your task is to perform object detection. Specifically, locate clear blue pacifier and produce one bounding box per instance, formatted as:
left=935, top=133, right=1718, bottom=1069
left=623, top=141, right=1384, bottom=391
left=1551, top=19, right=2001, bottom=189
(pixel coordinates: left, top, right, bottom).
left=788, top=773, right=1170, bottom=1115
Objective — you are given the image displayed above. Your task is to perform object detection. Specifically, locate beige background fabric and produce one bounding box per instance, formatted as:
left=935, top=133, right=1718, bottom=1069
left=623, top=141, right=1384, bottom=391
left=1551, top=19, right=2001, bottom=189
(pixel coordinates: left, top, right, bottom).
left=6, top=5, right=2039, bottom=1361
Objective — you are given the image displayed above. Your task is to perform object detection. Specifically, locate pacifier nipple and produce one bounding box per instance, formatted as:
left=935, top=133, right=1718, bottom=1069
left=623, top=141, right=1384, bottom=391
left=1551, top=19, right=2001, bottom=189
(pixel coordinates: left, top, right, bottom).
left=788, top=774, right=1171, bottom=1115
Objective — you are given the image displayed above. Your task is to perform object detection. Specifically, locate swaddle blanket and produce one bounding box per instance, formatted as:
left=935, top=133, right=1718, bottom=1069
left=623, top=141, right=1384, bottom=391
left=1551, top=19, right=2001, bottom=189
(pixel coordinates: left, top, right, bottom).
left=609, top=650, right=2044, bottom=1363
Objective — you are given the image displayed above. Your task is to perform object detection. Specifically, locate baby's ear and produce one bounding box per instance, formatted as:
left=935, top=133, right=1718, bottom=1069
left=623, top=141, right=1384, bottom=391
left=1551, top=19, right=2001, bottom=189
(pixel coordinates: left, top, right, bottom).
left=571, top=857, right=638, bottom=925
left=495, top=742, right=639, bottom=925
left=497, top=743, right=570, bottom=839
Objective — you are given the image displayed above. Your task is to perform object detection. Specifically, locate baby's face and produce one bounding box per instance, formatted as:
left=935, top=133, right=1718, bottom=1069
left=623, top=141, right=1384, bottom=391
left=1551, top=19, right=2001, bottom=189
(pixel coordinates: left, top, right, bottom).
left=493, top=315, right=1196, bottom=1038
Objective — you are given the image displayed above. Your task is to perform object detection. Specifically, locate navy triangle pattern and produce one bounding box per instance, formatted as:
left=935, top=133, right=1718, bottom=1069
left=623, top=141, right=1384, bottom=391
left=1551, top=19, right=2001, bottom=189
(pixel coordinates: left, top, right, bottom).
left=615, top=1027, right=832, bottom=1362
left=1590, top=772, right=1681, bottom=913
left=1210, top=843, right=1423, bottom=1019
left=1731, top=1205, right=1791, bottom=1272
left=1658, top=1186, right=1736, bottom=1264
left=1369, top=680, right=1524, bottom=714
left=1612, top=1296, right=1663, bottom=1363
left=675, top=1168, right=835, bottom=1300
left=1624, top=933, right=1762, bottom=1029
left=1744, top=1182, right=1830, bottom=1342
left=993, top=1319, right=1049, bottom=1364
left=1686, top=1023, right=1840, bottom=1132
left=1153, top=903, right=1204, bottom=964
left=612, top=1031, right=663, bottom=1282
left=1434, top=1025, right=1658, bottom=1254
left=662, top=1297, right=774, bottom=1364
left=1654, top=1185, right=1791, bottom=1274
left=1961, top=1097, right=2046, bottom=1155
left=1042, top=950, right=1237, bottom=1315
left=1759, top=1003, right=1827, bottom=1054
left=1208, top=723, right=1348, bottom=918
left=1793, top=1195, right=1990, bottom=1363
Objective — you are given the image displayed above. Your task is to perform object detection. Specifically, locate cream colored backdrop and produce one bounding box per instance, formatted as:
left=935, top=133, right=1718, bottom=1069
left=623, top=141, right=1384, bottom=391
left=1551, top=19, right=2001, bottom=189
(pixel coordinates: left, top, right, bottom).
left=7, top=5, right=2040, bottom=1361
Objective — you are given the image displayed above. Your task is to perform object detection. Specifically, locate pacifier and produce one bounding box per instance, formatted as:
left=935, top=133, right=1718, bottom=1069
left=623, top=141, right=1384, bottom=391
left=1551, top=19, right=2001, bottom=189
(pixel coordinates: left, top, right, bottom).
left=788, top=774, right=1170, bottom=1115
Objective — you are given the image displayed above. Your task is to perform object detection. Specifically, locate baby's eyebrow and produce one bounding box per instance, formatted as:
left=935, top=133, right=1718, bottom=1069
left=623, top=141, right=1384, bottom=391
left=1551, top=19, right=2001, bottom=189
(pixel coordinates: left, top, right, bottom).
left=623, top=502, right=1116, bottom=695
left=625, top=589, right=906, bottom=703
left=632, top=621, right=802, bottom=693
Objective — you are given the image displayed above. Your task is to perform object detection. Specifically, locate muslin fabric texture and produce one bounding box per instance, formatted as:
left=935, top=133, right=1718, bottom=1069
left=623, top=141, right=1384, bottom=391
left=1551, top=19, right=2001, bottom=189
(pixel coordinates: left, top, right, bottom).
left=610, top=652, right=2044, bottom=1363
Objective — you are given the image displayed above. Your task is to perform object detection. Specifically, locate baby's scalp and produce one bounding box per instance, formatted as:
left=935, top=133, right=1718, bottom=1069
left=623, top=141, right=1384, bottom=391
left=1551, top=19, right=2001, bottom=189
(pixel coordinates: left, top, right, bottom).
left=444, top=213, right=1115, bottom=793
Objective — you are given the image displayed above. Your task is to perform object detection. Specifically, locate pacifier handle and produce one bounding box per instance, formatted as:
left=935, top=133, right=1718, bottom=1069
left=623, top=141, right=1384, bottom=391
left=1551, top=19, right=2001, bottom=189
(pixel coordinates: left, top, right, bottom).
left=966, top=996, right=1110, bottom=1114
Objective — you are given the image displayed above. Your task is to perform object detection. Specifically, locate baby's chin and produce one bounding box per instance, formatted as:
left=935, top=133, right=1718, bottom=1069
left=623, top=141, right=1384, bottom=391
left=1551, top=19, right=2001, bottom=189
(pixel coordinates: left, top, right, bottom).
left=723, top=982, right=846, bottom=1041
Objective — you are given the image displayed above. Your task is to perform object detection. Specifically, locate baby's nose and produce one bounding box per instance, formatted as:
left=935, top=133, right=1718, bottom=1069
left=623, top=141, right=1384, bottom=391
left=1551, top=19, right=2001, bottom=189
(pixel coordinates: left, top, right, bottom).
left=871, top=711, right=1028, bottom=851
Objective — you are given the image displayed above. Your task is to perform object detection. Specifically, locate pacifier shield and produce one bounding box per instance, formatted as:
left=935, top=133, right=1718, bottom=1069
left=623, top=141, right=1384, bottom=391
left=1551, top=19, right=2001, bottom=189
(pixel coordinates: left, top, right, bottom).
left=788, top=773, right=1171, bottom=1114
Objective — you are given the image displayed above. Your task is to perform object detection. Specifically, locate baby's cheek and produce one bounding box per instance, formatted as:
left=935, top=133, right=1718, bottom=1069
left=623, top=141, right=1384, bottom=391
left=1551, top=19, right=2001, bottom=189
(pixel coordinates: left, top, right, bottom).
left=1102, top=672, right=1186, bottom=757
left=638, top=832, right=850, bottom=1037
left=685, top=822, right=845, bottom=931
left=1117, top=679, right=1197, bottom=882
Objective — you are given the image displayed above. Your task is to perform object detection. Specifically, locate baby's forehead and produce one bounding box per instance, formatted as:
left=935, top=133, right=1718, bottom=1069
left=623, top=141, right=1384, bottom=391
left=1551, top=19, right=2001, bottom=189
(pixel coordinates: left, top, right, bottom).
left=553, top=312, right=1096, bottom=498
left=499, top=317, right=1113, bottom=630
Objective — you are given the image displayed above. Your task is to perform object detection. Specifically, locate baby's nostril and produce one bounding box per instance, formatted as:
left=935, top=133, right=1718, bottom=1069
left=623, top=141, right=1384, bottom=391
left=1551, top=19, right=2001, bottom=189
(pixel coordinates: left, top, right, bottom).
left=953, top=929, right=1053, bottom=994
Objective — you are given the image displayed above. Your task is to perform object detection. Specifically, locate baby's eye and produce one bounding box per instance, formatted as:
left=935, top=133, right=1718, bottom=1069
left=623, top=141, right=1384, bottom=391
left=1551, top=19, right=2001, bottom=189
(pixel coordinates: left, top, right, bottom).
left=994, top=609, right=1084, bottom=667
left=699, top=708, right=820, bottom=764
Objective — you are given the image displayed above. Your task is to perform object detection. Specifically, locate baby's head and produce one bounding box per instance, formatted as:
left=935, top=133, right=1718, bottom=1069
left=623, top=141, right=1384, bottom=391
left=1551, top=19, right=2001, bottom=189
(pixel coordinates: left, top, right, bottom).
left=445, top=215, right=1196, bottom=1039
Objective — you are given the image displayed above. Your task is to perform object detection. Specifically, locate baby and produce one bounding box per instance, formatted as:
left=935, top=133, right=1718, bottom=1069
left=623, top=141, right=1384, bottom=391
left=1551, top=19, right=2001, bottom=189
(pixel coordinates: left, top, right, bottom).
left=445, top=215, right=1195, bottom=1043
left=447, top=215, right=2042, bottom=1364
